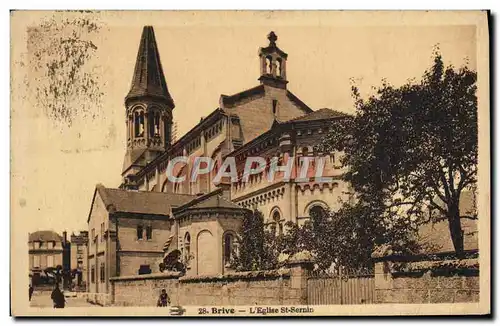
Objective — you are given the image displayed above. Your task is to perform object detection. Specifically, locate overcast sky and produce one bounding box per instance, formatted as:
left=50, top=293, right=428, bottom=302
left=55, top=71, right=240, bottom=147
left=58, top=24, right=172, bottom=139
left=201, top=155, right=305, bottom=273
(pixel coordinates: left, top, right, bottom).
left=11, top=11, right=478, bottom=235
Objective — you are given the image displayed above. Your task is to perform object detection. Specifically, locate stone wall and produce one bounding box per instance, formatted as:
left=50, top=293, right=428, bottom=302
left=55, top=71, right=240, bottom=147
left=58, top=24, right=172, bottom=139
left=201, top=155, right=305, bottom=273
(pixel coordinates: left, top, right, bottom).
left=110, top=260, right=312, bottom=307
left=373, top=251, right=479, bottom=304
left=110, top=272, right=181, bottom=306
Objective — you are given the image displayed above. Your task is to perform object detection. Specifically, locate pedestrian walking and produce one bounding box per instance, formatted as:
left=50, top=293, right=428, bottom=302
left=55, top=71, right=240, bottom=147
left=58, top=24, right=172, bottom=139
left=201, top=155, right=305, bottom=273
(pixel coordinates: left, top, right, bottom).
left=51, top=283, right=65, bottom=308
left=29, top=284, right=34, bottom=301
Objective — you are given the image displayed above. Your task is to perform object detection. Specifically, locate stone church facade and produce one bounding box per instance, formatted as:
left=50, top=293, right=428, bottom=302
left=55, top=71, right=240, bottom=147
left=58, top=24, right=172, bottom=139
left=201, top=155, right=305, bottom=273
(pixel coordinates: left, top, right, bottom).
left=86, top=26, right=349, bottom=296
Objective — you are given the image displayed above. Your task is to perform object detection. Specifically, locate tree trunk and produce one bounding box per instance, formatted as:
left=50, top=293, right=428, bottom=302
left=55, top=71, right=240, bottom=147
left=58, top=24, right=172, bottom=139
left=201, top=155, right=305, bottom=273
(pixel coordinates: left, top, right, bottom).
left=447, top=202, right=464, bottom=254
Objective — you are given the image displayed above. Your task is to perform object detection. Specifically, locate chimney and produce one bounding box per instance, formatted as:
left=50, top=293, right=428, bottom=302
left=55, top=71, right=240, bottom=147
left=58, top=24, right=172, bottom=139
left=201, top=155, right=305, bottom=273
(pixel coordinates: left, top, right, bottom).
left=63, top=231, right=67, bottom=245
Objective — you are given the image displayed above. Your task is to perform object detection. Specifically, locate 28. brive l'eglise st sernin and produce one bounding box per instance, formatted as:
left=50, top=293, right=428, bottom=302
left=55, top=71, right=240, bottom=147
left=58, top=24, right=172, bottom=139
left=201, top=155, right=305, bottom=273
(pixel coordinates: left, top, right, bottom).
left=87, top=25, right=363, bottom=294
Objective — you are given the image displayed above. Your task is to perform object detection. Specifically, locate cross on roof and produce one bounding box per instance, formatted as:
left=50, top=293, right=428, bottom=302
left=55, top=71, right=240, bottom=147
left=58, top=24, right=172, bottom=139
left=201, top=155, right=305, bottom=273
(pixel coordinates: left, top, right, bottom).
left=267, top=31, right=277, bottom=46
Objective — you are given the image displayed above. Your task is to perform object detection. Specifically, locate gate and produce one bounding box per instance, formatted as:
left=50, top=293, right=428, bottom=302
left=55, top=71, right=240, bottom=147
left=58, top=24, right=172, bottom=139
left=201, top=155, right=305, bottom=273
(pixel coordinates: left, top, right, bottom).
left=307, top=272, right=375, bottom=305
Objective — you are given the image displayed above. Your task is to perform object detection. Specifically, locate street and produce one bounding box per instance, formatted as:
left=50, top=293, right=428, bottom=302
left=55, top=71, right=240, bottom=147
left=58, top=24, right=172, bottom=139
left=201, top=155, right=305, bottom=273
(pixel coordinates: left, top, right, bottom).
left=30, top=291, right=95, bottom=308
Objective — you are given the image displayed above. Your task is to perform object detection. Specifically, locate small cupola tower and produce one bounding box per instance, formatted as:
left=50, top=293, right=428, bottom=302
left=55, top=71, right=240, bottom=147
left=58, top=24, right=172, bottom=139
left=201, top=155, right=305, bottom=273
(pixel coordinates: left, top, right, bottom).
left=122, top=26, right=175, bottom=179
left=258, top=31, right=288, bottom=89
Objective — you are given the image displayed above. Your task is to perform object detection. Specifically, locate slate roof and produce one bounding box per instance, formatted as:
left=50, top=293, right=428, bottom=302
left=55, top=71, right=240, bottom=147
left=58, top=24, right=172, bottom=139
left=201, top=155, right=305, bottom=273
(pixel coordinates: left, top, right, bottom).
left=219, top=85, right=313, bottom=114
left=125, top=26, right=175, bottom=108
left=94, top=184, right=196, bottom=217
left=220, top=85, right=265, bottom=107
left=173, top=188, right=246, bottom=214
left=29, top=230, right=62, bottom=243
left=288, top=108, right=349, bottom=123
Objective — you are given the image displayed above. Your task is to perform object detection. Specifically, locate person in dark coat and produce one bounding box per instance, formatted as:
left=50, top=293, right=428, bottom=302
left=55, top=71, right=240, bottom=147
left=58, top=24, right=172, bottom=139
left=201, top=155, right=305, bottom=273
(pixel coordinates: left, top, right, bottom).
left=157, top=289, right=170, bottom=307
left=29, top=284, right=34, bottom=301
left=51, top=283, right=65, bottom=308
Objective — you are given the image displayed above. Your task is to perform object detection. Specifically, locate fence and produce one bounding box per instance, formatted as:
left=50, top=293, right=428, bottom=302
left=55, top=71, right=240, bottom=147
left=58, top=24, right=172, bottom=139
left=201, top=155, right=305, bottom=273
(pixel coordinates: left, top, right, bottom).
left=307, top=271, right=375, bottom=305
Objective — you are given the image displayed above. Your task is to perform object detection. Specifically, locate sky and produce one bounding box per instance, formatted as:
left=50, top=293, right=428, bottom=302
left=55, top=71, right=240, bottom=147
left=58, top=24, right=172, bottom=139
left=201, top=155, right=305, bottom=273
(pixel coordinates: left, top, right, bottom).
left=10, top=11, right=479, bottom=235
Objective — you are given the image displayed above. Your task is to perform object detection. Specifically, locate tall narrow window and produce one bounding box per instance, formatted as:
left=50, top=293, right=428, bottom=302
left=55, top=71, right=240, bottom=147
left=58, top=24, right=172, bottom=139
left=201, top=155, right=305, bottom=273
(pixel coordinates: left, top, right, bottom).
left=100, top=222, right=104, bottom=242
left=100, top=263, right=105, bottom=282
left=47, top=255, right=54, bottom=268
left=137, top=225, right=143, bottom=240
left=272, top=99, right=278, bottom=115
left=266, top=56, right=272, bottom=74
left=184, top=233, right=191, bottom=265
left=135, top=112, right=145, bottom=137
left=134, top=112, right=145, bottom=137
left=224, top=233, right=234, bottom=264
left=91, top=265, right=95, bottom=283
left=272, top=210, right=283, bottom=237
left=33, top=255, right=40, bottom=268
left=134, top=112, right=139, bottom=137
left=276, top=58, right=282, bottom=77
left=146, top=226, right=152, bottom=240
left=154, top=113, right=160, bottom=136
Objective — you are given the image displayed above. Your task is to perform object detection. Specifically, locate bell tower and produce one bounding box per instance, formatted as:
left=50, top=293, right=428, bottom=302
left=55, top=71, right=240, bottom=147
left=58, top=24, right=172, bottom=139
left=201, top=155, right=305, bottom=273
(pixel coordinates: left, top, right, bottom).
left=122, top=26, right=175, bottom=179
left=258, top=31, right=288, bottom=89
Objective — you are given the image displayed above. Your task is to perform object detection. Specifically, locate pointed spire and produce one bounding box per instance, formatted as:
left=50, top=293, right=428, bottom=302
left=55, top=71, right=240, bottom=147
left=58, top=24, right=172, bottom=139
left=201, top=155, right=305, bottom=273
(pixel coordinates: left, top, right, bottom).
left=125, top=26, right=175, bottom=108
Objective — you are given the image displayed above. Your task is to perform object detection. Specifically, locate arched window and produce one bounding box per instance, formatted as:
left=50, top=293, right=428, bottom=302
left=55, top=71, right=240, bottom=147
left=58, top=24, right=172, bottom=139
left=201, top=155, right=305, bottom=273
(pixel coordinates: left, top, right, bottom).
left=173, top=166, right=187, bottom=194
left=134, top=111, right=145, bottom=137
left=309, top=205, right=327, bottom=220
left=154, top=112, right=161, bottom=136
left=184, top=233, right=191, bottom=265
left=272, top=210, right=283, bottom=236
left=276, top=58, right=282, bottom=77
left=223, top=233, right=235, bottom=266
left=266, top=56, right=272, bottom=74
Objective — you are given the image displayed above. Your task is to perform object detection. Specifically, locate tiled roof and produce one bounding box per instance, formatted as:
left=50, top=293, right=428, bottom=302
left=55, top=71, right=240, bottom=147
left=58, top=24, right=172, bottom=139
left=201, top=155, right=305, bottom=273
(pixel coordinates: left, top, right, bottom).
left=288, top=108, right=348, bottom=123
left=220, top=85, right=265, bottom=107
left=96, top=185, right=196, bottom=216
left=173, top=188, right=245, bottom=213
left=125, top=26, right=175, bottom=108
left=29, top=230, right=62, bottom=243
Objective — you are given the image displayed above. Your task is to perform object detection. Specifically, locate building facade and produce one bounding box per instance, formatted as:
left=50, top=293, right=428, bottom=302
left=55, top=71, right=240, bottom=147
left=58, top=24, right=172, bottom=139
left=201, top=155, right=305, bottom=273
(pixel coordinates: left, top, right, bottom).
left=28, top=230, right=64, bottom=285
left=86, top=26, right=350, bottom=296
left=70, top=231, right=89, bottom=290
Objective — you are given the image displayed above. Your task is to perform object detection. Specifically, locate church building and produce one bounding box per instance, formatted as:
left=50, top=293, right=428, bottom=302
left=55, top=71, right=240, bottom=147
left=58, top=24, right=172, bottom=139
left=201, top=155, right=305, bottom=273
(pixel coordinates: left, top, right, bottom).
left=86, top=26, right=349, bottom=297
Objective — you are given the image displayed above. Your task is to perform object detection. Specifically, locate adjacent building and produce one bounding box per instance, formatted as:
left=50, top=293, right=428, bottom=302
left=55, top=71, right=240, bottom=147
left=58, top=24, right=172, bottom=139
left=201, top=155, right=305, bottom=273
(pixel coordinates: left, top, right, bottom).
left=28, top=230, right=64, bottom=285
left=70, top=231, right=89, bottom=290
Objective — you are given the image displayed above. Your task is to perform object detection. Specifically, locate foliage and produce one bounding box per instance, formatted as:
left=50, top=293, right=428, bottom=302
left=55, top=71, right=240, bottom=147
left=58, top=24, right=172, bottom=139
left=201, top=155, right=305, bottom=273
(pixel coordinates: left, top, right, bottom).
left=233, top=51, right=477, bottom=273
left=318, top=50, right=478, bottom=254
left=234, top=209, right=266, bottom=271
left=29, top=13, right=105, bottom=127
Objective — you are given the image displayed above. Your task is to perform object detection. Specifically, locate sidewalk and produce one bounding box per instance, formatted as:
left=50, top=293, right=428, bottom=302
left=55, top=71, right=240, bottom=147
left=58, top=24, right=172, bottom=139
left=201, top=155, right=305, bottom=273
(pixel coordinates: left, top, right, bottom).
left=30, top=291, right=96, bottom=308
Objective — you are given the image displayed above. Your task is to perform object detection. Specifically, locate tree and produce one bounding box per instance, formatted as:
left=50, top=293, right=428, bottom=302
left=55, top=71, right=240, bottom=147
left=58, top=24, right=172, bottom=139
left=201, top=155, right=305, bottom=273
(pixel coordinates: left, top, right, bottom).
left=235, top=209, right=266, bottom=271
left=319, top=51, right=477, bottom=254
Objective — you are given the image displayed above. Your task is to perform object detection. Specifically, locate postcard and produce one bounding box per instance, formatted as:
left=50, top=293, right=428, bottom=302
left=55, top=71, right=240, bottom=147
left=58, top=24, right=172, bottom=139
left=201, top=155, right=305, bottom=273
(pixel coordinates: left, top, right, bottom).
left=10, top=10, right=490, bottom=316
